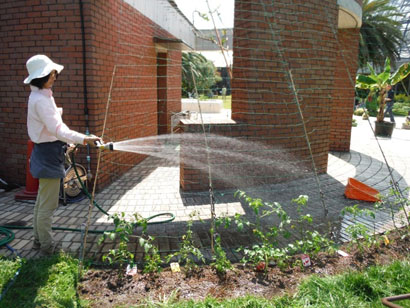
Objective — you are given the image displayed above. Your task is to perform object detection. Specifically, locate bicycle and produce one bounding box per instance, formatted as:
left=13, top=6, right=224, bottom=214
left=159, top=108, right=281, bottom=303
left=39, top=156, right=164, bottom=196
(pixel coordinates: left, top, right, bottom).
left=60, top=146, right=88, bottom=205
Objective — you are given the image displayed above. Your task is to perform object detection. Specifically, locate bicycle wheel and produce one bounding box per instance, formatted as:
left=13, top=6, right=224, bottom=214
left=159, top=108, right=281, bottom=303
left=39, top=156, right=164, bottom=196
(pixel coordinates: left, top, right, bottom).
left=63, top=165, right=87, bottom=197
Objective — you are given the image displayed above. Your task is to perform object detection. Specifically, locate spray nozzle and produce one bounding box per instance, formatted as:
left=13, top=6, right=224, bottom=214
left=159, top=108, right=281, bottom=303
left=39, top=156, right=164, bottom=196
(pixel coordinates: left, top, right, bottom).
left=95, top=141, right=114, bottom=151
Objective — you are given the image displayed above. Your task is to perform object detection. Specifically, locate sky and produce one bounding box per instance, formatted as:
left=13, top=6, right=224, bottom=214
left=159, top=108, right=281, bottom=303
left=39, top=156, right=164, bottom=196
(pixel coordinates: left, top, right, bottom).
left=173, top=0, right=234, bottom=29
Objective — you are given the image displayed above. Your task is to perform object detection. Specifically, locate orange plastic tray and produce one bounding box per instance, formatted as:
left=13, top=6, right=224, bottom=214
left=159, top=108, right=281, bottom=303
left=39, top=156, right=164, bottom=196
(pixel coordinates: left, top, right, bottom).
left=344, top=178, right=380, bottom=202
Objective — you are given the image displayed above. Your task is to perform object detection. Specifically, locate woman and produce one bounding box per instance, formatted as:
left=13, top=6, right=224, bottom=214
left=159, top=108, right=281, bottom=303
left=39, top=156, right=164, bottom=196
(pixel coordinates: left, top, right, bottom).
left=24, top=55, right=101, bottom=255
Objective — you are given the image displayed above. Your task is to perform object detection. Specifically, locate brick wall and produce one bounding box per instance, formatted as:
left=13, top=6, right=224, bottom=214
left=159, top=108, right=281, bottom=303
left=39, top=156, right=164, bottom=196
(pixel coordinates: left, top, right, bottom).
left=0, top=0, right=181, bottom=189
left=157, top=50, right=182, bottom=134
left=0, top=0, right=87, bottom=186
left=330, top=28, right=360, bottom=151
left=90, top=1, right=182, bottom=187
left=180, top=0, right=340, bottom=191
left=180, top=120, right=241, bottom=191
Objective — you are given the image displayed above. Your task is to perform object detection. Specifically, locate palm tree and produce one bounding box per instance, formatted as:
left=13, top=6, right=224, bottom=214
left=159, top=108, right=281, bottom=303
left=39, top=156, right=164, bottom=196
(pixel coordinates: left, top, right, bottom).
left=182, top=52, right=220, bottom=97
left=359, top=0, right=404, bottom=69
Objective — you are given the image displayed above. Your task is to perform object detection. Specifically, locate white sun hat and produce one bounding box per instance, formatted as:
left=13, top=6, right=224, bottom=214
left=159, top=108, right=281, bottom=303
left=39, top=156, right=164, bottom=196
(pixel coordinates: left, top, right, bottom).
left=23, top=55, right=64, bottom=84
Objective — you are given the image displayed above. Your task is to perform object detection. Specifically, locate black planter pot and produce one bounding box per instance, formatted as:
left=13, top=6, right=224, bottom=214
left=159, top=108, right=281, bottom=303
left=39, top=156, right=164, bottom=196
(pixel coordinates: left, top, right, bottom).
left=374, top=121, right=395, bottom=137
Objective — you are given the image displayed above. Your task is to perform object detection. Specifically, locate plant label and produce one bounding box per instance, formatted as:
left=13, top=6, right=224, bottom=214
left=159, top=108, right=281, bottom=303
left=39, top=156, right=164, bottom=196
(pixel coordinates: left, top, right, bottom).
left=126, top=264, right=138, bottom=276
left=170, top=262, right=180, bottom=273
left=337, top=250, right=349, bottom=257
left=383, top=235, right=390, bottom=246
left=301, top=254, right=311, bottom=267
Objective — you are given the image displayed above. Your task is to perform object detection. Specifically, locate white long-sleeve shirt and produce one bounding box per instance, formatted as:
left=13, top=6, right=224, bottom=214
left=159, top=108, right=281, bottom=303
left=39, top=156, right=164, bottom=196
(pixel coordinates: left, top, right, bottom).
left=27, top=86, right=86, bottom=144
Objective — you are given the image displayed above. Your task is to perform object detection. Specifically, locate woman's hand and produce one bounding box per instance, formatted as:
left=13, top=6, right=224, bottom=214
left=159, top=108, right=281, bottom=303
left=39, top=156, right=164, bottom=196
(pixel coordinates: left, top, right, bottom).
left=83, top=135, right=102, bottom=146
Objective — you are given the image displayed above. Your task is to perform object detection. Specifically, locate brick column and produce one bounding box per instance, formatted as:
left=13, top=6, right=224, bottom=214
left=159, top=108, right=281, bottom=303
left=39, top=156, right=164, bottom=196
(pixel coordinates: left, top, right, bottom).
left=330, top=28, right=360, bottom=151
left=232, top=0, right=339, bottom=172
left=180, top=0, right=340, bottom=191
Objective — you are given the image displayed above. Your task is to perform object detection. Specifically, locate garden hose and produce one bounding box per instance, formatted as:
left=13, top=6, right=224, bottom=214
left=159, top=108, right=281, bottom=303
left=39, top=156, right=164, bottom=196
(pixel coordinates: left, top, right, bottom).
left=70, top=147, right=175, bottom=224
left=0, top=144, right=175, bottom=248
left=0, top=227, right=14, bottom=248
left=0, top=244, right=22, bottom=303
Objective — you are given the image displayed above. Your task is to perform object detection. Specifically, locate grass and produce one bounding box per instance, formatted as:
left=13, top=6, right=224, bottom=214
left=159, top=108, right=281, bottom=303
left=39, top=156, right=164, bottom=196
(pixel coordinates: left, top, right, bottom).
left=1, top=255, right=409, bottom=307
left=197, top=95, right=232, bottom=109
left=0, top=256, right=21, bottom=290
left=133, top=260, right=410, bottom=307
left=217, top=95, right=232, bottom=109
left=0, top=252, right=85, bottom=308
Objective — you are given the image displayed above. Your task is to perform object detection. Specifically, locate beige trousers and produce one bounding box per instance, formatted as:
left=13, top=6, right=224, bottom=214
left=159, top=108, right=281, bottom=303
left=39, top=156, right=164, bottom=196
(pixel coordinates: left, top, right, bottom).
left=33, top=178, right=60, bottom=249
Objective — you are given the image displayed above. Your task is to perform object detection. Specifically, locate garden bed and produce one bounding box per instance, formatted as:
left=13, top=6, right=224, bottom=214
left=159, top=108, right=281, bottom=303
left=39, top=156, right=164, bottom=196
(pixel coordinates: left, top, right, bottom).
left=79, top=227, right=410, bottom=307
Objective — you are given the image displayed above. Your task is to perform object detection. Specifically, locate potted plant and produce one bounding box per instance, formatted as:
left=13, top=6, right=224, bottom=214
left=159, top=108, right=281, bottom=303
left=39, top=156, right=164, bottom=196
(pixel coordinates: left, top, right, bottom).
left=356, top=58, right=410, bottom=137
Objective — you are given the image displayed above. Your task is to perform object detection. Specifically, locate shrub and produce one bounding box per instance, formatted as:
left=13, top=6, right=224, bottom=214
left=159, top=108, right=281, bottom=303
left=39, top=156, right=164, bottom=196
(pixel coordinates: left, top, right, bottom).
left=395, top=93, right=410, bottom=104
left=352, top=118, right=358, bottom=127
left=392, top=94, right=410, bottom=115
left=353, top=108, right=365, bottom=116
left=393, top=102, right=410, bottom=116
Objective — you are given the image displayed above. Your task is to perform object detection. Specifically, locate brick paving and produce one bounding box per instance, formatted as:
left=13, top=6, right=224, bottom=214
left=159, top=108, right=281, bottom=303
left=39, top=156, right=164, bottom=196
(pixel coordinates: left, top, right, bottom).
left=0, top=115, right=409, bottom=262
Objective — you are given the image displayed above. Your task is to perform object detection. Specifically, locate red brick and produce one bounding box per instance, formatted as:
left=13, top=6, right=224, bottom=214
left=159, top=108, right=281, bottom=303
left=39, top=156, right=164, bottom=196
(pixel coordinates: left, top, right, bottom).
left=180, top=0, right=361, bottom=190
left=0, top=0, right=182, bottom=188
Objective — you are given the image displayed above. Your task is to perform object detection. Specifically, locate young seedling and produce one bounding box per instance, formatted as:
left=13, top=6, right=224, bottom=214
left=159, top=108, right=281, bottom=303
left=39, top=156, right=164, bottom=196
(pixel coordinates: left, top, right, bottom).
left=166, top=211, right=205, bottom=276
left=141, top=236, right=162, bottom=274
left=291, top=195, right=334, bottom=257
left=235, top=190, right=293, bottom=273
left=342, top=205, right=377, bottom=255
left=210, top=234, right=232, bottom=277
left=99, top=212, right=146, bottom=278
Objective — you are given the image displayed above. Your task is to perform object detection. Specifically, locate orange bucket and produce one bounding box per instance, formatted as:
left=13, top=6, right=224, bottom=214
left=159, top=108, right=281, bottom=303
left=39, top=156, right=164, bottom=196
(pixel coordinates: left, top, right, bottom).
left=344, top=178, right=380, bottom=202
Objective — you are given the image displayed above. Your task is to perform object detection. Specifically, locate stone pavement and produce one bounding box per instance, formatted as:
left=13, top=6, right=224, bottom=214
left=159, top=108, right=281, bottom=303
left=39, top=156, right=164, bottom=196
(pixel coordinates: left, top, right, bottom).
left=0, top=115, right=409, bottom=262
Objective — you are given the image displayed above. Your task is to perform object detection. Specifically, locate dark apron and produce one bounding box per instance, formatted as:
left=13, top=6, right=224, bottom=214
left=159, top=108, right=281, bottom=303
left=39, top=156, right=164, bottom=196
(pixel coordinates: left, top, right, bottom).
left=30, top=141, right=66, bottom=179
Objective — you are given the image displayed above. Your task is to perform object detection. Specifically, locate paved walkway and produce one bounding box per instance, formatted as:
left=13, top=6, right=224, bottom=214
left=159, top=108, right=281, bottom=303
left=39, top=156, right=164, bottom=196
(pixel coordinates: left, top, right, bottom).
left=0, top=115, right=409, bottom=261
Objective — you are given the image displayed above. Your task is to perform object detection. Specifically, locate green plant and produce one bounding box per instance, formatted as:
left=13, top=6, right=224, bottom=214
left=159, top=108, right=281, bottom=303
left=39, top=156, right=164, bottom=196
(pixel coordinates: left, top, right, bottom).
left=99, top=212, right=146, bottom=277
left=0, top=253, right=83, bottom=308
left=392, top=94, right=410, bottom=115
left=352, top=118, right=357, bottom=127
left=378, top=187, right=410, bottom=229
left=359, top=0, right=404, bottom=69
left=182, top=52, right=220, bottom=97
left=0, top=256, right=23, bottom=290
left=242, top=244, right=289, bottom=273
left=3, top=254, right=410, bottom=307
left=356, top=58, right=410, bottom=122
left=395, top=93, right=410, bottom=104
left=365, top=94, right=379, bottom=116
left=235, top=191, right=293, bottom=273
left=346, top=223, right=371, bottom=254
left=166, top=212, right=205, bottom=275
left=210, top=235, right=232, bottom=276
left=290, top=195, right=334, bottom=257
left=353, top=108, right=365, bottom=116
left=235, top=191, right=292, bottom=239
left=342, top=205, right=378, bottom=254
left=141, top=236, right=162, bottom=274
left=392, top=102, right=410, bottom=116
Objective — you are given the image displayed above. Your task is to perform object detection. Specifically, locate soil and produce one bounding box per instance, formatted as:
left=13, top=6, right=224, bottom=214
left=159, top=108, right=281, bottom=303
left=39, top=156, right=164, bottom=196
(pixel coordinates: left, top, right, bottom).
left=78, top=229, right=410, bottom=307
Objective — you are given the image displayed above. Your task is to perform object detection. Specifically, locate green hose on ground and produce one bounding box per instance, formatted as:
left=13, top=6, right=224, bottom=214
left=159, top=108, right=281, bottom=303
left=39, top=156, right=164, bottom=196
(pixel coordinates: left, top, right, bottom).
left=0, top=146, right=175, bottom=248
left=0, top=227, right=14, bottom=248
